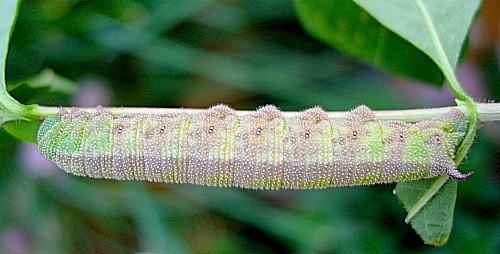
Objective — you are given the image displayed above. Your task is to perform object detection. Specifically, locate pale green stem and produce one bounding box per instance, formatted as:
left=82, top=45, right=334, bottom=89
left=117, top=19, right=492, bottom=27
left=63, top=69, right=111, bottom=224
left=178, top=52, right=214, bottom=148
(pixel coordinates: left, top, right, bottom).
left=32, top=102, right=500, bottom=121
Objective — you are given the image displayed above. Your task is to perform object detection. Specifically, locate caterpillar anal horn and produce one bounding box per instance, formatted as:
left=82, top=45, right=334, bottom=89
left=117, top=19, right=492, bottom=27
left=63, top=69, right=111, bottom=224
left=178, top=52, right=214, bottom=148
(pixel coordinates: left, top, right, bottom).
left=447, top=169, right=473, bottom=180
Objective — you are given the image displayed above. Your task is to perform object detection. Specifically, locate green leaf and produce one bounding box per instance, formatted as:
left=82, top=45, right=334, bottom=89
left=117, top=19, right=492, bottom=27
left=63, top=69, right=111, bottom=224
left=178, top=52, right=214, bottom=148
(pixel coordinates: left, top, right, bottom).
left=394, top=178, right=457, bottom=246
left=0, top=0, right=23, bottom=121
left=354, top=0, right=481, bottom=74
left=8, top=68, right=78, bottom=95
left=0, top=0, right=19, bottom=85
left=293, top=0, right=443, bottom=84
left=0, top=0, right=45, bottom=126
left=6, top=69, right=78, bottom=107
left=3, top=119, right=41, bottom=143
left=352, top=2, right=481, bottom=197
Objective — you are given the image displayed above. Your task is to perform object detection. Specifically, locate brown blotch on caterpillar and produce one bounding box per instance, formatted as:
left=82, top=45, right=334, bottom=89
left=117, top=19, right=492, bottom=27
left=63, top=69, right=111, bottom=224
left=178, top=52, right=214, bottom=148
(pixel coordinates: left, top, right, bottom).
left=207, top=104, right=236, bottom=119
left=399, top=133, right=404, bottom=141
left=300, top=107, right=328, bottom=123
left=58, top=128, right=64, bottom=135
left=256, top=105, right=282, bottom=121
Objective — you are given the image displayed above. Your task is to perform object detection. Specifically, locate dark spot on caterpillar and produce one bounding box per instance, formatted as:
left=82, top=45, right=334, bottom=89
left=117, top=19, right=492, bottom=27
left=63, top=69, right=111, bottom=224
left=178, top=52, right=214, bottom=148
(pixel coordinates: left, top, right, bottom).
left=208, top=126, right=215, bottom=133
left=256, top=127, right=262, bottom=135
left=58, top=128, right=64, bottom=135
left=117, top=126, right=123, bottom=134
left=426, top=134, right=443, bottom=146
left=304, top=130, right=310, bottom=138
left=352, top=131, right=357, bottom=139
left=399, top=132, right=404, bottom=141
left=160, top=126, right=166, bottom=133
left=435, top=135, right=441, bottom=145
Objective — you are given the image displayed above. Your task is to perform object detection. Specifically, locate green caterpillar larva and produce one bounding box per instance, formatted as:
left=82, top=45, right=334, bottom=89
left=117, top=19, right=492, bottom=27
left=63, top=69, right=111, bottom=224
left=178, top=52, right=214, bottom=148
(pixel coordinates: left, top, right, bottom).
left=37, top=105, right=471, bottom=189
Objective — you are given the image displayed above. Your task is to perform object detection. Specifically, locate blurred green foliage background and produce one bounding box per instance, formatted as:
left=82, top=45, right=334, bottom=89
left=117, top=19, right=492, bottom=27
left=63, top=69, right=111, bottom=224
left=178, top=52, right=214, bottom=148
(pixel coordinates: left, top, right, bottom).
left=1, top=0, right=499, bottom=253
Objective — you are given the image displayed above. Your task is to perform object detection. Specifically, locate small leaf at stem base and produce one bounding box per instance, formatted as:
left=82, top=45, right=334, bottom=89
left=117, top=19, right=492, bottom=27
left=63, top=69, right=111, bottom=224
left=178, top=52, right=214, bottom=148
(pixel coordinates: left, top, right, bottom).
left=394, top=178, right=457, bottom=246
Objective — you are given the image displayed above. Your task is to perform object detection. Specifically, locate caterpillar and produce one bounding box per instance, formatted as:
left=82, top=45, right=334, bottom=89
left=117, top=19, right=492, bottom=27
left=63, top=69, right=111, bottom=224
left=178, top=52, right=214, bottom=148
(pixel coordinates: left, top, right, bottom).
left=37, top=105, right=471, bottom=189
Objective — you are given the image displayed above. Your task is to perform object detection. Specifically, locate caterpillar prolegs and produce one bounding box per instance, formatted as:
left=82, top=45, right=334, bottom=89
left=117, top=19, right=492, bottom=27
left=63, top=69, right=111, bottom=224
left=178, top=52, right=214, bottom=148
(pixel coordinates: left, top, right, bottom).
left=37, top=105, right=471, bottom=189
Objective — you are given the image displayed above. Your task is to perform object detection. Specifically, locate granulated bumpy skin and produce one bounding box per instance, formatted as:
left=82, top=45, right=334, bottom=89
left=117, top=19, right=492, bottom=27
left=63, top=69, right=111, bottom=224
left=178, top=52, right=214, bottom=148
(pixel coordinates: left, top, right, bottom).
left=37, top=105, right=470, bottom=189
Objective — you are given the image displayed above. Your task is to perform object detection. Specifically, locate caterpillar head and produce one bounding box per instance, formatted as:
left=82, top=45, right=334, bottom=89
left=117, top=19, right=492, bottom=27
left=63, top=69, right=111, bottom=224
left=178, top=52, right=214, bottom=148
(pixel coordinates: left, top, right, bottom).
left=37, top=114, right=63, bottom=162
left=37, top=110, right=92, bottom=162
left=37, top=114, right=61, bottom=144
